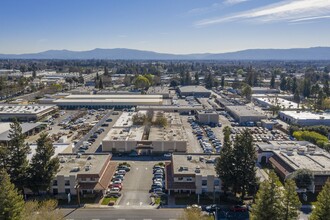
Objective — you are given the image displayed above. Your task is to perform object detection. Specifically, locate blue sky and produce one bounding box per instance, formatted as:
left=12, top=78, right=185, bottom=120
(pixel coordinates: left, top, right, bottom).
left=0, top=0, right=330, bottom=54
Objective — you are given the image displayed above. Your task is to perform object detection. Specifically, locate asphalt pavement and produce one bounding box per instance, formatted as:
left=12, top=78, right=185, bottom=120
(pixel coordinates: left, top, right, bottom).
left=62, top=208, right=183, bottom=220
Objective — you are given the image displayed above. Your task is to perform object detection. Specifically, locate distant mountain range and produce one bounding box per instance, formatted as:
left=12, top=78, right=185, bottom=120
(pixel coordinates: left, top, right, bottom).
left=0, top=47, right=330, bottom=60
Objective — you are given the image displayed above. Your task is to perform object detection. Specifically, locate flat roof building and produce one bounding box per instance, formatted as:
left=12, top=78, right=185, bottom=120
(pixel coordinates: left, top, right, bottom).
left=251, top=87, right=280, bottom=94
left=51, top=153, right=116, bottom=196
left=255, top=97, right=301, bottom=110
left=279, top=111, right=330, bottom=126
left=178, top=86, right=211, bottom=98
left=52, top=94, right=163, bottom=109
left=0, top=122, right=43, bottom=143
left=166, top=154, right=221, bottom=195
left=196, top=110, right=219, bottom=125
left=225, top=105, right=266, bottom=125
left=0, top=104, right=58, bottom=122
left=102, top=111, right=187, bottom=154
left=257, top=141, right=330, bottom=192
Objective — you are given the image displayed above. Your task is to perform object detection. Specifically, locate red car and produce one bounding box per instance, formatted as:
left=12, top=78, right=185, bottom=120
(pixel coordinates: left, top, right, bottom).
left=109, top=183, right=122, bottom=189
left=230, top=205, right=247, bottom=212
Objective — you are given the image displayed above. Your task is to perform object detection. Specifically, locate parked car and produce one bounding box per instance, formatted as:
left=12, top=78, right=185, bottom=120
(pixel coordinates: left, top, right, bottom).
left=106, top=191, right=121, bottom=198
left=205, top=204, right=221, bottom=213
left=109, top=183, right=122, bottom=189
left=116, top=170, right=126, bottom=175
left=164, top=153, right=172, bottom=158
left=230, top=205, right=247, bottom=212
left=117, top=165, right=131, bottom=172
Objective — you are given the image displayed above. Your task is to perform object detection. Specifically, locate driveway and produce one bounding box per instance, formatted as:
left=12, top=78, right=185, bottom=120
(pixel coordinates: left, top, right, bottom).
left=117, top=161, right=155, bottom=208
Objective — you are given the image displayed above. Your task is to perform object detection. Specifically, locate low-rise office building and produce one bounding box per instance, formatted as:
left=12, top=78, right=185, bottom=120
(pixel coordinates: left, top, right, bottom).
left=178, top=86, right=211, bottom=98
left=225, top=105, right=266, bottom=125
left=257, top=141, right=330, bottom=192
left=0, top=104, right=58, bottom=122
left=196, top=110, right=219, bottom=125
left=166, top=154, right=221, bottom=195
left=102, top=111, right=187, bottom=154
left=51, top=153, right=116, bottom=196
left=279, top=111, right=330, bottom=126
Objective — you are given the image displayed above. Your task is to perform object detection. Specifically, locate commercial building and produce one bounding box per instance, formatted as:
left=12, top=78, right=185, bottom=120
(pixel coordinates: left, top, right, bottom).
left=0, top=104, right=58, bottom=122
left=225, top=105, right=266, bottom=125
left=251, top=87, right=280, bottom=94
left=136, top=105, right=203, bottom=114
left=147, top=86, right=171, bottom=98
left=51, top=153, right=116, bottom=196
left=166, top=154, right=221, bottom=195
left=178, top=86, right=211, bottom=98
left=52, top=94, right=163, bottom=109
left=255, top=97, right=301, bottom=110
left=102, top=111, right=187, bottom=154
left=257, top=141, right=330, bottom=192
left=279, top=111, right=330, bottom=126
left=0, top=122, right=44, bottom=143
left=196, top=110, right=219, bottom=125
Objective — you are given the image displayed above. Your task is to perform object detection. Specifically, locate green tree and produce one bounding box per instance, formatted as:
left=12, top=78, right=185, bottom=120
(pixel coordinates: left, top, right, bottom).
left=194, top=72, right=199, bottom=85
left=99, top=78, right=104, bottom=90
left=215, top=126, right=233, bottom=195
left=204, top=73, right=214, bottom=89
left=134, top=75, right=151, bottom=89
left=310, top=180, right=330, bottom=220
left=0, top=169, right=25, bottom=220
left=6, top=119, right=29, bottom=191
left=323, top=80, right=330, bottom=97
left=241, top=83, right=252, bottom=102
left=293, top=89, right=301, bottom=107
left=270, top=73, right=276, bottom=89
left=104, top=66, right=109, bottom=75
left=220, top=75, right=225, bottom=88
left=28, top=133, right=60, bottom=194
left=289, top=169, right=314, bottom=190
left=232, top=129, right=257, bottom=200
left=280, top=75, right=287, bottom=91
left=250, top=171, right=283, bottom=220
left=24, top=199, right=63, bottom=220
left=302, top=79, right=311, bottom=98
left=292, top=77, right=298, bottom=94
left=282, top=179, right=301, bottom=220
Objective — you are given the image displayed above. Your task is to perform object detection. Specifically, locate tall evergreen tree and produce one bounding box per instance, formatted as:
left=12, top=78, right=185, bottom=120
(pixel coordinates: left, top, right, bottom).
left=221, top=75, right=225, bottom=88
left=280, top=75, right=287, bottom=91
left=323, top=80, right=330, bottom=97
left=250, top=171, right=283, bottom=220
left=215, top=126, right=233, bottom=195
left=310, top=180, right=330, bottom=220
left=302, top=79, right=311, bottom=98
left=99, top=78, right=104, bottom=90
left=292, top=77, right=298, bottom=94
left=282, top=179, right=301, bottom=220
left=0, top=169, right=25, bottom=220
left=28, top=133, right=60, bottom=194
left=6, top=119, right=29, bottom=191
left=270, top=73, right=276, bottom=89
left=232, top=129, right=257, bottom=199
left=104, top=66, right=109, bottom=75
left=194, top=72, right=199, bottom=85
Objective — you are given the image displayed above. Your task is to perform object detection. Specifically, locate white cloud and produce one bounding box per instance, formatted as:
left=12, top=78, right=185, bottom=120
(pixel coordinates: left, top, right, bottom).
left=223, top=0, right=248, bottom=5
left=195, top=0, right=330, bottom=26
left=186, top=0, right=248, bottom=16
left=290, top=15, right=330, bottom=23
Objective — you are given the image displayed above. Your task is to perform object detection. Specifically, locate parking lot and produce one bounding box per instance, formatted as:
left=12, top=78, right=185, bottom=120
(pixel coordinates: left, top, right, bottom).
left=181, top=115, right=203, bottom=153
left=117, top=161, right=155, bottom=208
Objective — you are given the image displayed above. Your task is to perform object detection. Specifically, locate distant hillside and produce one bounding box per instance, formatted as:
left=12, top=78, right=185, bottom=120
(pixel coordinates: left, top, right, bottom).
left=0, top=47, right=329, bottom=60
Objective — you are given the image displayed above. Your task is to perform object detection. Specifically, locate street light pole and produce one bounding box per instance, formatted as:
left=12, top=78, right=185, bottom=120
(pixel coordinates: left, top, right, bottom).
left=75, top=184, right=81, bottom=207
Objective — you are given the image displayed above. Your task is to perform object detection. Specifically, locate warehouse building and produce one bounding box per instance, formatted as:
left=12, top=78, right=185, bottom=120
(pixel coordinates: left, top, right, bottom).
left=166, top=154, right=221, bottom=195
left=51, top=153, right=116, bottom=196
left=255, top=97, right=301, bottom=110
left=257, top=141, right=330, bottom=193
left=279, top=111, right=330, bottom=126
left=0, top=104, right=58, bottom=122
left=178, top=86, right=211, bottom=98
left=225, top=105, right=266, bottom=125
left=251, top=87, right=280, bottom=94
left=196, top=110, right=219, bottom=125
left=0, top=122, right=44, bottom=143
left=52, top=94, right=163, bottom=109
left=102, top=111, right=187, bottom=154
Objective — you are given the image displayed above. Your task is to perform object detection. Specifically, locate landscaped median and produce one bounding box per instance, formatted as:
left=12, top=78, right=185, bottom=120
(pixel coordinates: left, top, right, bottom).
left=101, top=196, right=118, bottom=206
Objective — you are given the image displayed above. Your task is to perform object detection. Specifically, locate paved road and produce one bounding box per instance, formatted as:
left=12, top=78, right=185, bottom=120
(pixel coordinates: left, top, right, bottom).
left=118, top=161, right=155, bottom=207
left=62, top=208, right=183, bottom=220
